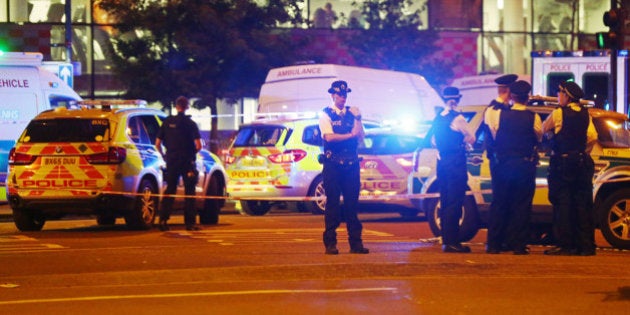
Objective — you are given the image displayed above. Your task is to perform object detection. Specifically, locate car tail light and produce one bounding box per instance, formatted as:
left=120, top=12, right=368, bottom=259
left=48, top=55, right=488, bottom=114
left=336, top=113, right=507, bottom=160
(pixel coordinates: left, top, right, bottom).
left=8, top=148, right=35, bottom=165
left=86, top=147, right=127, bottom=164
left=268, top=149, right=307, bottom=163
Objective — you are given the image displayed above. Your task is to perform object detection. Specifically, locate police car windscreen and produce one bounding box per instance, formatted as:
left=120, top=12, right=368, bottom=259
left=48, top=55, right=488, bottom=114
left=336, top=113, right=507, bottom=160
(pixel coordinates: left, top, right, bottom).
left=359, top=134, right=422, bottom=155
left=593, top=116, right=630, bottom=148
left=21, top=118, right=110, bottom=143
left=233, top=126, right=285, bottom=147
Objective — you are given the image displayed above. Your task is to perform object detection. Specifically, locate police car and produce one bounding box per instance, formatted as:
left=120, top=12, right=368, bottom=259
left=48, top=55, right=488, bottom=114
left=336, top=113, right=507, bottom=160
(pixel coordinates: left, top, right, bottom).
left=408, top=104, right=630, bottom=250
left=6, top=100, right=227, bottom=231
left=224, top=116, right=421, bottom=216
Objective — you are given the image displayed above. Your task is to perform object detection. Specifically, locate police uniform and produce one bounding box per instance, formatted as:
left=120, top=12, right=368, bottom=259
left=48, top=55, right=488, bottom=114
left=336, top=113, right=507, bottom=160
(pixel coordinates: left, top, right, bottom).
left=485, top=81, right=542, bottom=255
left=319, top=80, right=368, bottom=255
left=542, top=81, right=598, bottom=256
left=156, top=98, right=201, bottom=231
left=432, top=87, right=476, bottom=253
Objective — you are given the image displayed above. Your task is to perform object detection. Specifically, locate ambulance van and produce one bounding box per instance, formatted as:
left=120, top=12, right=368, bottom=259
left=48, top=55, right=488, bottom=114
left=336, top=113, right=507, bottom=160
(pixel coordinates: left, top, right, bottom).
left=451, top=73, right=531, bottom=106
left=257, top=64, right=443, bottom=126
left=0, top=52, right=81, bottom=201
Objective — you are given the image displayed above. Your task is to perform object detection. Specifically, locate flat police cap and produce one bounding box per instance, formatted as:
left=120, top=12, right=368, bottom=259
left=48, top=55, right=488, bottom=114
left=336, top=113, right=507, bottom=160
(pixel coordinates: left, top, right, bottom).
left=494, top=74, right=518, bottom=86
left=509, top=80, right=531, bottom=96
left=559, top=81, right=584, bottom=100
left=442, top=86, right=462, bottom=100
left=328, top=80, right=352, bottom=95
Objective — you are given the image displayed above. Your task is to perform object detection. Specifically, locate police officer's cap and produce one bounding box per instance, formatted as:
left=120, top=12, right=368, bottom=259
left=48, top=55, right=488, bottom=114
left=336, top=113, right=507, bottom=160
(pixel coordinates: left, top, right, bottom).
left=559, top=81, right=584, bottom=100
left=509, top=80, right=531, bottom=96
left=494, top=74, right=518, bottom=86
left=328, top=80, right=352, bottom=96
left=442, top=86, right=461, bottom=100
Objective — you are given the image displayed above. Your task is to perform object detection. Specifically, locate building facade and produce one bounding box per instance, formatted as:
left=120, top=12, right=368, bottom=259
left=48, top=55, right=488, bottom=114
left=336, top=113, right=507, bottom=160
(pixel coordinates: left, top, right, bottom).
left=0, top=0, right=614, bottom=99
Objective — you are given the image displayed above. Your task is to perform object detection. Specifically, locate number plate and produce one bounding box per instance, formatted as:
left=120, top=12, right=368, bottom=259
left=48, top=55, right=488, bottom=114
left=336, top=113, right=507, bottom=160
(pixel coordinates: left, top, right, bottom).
left=42, top=157, right=79, bottom=166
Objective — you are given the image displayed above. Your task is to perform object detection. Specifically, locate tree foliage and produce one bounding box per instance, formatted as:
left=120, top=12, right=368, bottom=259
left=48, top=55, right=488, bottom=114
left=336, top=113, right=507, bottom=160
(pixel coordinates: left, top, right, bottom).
left=344, top=0, right=457, bottom=88
left=97, top=0, right=306, bottom=152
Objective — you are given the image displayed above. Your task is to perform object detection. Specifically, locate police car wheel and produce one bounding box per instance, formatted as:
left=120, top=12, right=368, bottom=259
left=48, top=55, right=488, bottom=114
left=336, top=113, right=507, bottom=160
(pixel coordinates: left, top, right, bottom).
left=425, top=194, right=480, bottom=242
left=241, top=201, right=271, bottom=216
left=12, top=208, right=45, bottom=231
left=124, top=179, right=158, bottom=230
left=598, top=189, right=630, bottom=250
left=305, top=176, right=326, bottom=215
left=200, top=175, right=222, bottom=225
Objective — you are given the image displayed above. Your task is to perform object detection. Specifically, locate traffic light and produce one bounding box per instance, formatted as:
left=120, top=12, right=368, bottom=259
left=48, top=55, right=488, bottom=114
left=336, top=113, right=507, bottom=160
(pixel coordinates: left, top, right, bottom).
left=602, top=8, right=628, bottom=49
left=596, top=31, right=619, bottom=49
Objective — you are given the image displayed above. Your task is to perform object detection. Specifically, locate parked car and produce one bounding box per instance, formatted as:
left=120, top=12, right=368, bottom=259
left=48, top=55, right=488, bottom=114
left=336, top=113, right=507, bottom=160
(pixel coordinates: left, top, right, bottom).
left=408, top=104, right=630, bottom=249
left=224, top=117, right=422, bottom=216
left=6, top=100, right=227, bottom=231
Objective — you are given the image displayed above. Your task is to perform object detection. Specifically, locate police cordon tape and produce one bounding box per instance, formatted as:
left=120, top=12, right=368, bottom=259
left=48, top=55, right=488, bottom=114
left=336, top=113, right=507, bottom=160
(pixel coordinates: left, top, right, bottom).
left=8, top=175, right=630, bottom=202
left=7, top=186, right=535, bottom=202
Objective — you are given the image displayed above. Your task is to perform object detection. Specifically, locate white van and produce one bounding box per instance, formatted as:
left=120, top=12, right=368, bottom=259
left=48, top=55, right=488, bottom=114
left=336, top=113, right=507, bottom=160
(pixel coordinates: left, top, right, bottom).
left=0, top=52, right=81, bottom=201
left=452, top=73, right=530, bottom=106
left=257, top=64, right=443, bottom=126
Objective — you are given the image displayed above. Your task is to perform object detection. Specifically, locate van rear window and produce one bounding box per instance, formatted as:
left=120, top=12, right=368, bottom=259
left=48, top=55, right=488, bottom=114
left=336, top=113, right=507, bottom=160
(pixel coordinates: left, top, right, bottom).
left=21, top=118, right=110, bottom=143
left=233, top=126, right=285, bottom=147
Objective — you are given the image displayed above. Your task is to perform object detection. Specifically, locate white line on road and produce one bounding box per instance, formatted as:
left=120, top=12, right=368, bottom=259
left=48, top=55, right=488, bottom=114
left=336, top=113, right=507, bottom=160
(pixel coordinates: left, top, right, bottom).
left=0, top=287, right=398, bottom=305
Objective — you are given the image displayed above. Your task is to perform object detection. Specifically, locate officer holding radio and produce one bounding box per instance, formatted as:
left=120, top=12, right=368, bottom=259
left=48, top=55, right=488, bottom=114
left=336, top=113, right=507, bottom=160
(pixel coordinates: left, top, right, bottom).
left=542, top=81, right=598, bottom=256
left=318, top=80, right=369, bottom=255
left=155, top=96, right=202, bottom=232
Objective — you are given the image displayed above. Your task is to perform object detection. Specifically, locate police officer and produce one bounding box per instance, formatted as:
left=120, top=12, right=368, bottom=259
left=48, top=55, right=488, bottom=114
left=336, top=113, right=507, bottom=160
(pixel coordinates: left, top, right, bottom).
left=482, top=74, right=517, bottom=253
left=155, top=96, right=202, bottom=231
left=319, top=80, right=369, bottom=255
left=542, top=81, right=598, bottom=256
left=430, top=87, right=476, bottom=253
left=485, top=81, right=542, bottom=255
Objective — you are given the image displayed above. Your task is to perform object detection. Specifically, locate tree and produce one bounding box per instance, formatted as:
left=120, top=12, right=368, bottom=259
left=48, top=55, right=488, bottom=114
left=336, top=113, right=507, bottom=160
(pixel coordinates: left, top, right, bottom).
left=343, top=0, right=457, bottom=88
left=97, top=0, right=306, bottom=153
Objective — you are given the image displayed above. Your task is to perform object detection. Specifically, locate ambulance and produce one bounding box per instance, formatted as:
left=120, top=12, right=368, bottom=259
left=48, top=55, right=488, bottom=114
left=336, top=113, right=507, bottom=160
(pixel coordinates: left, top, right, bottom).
left=0, top=52, right=81, bottom=202
left=257, top=63, right=443, bottom=126
left=451, top=73, right=531, bottom=106
left=530, top=49, right=629, bottom=114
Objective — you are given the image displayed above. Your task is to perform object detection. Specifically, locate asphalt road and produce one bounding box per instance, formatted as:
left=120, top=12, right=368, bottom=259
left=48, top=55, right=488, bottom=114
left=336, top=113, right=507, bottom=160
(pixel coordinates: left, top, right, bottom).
left=0, top=204, right=629, bottom=314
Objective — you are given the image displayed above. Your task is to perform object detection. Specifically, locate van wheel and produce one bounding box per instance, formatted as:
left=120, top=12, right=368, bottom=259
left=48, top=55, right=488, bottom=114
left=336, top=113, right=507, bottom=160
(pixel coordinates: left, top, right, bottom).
left=305, top=176, right=326, bottom=215
left=200, top=175, right=222, bottom=225
left=241, top=200, right=271, bottom=216
left=13, top=208, right=45, bottom=231
left=426, top=194, right=479, bottom=242
left=598, top=189, right=630, bottom=250
left=125, top=179, right=158, bottom=230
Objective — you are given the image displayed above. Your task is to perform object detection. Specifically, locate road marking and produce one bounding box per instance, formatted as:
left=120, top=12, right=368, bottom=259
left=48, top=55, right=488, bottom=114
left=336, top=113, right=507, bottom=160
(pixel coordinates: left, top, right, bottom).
left=168, top=228, right=416, bottom=245
left=0, top=235, right=66, bottom=253
left=0, top=287, right=398, bottom=305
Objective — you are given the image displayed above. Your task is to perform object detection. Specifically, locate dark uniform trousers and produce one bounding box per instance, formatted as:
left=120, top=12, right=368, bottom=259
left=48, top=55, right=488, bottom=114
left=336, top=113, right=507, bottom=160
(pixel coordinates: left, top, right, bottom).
left=436, top=152, right=468, bottom=246
left=322, top=161, right=363, bottom=249
left=160, top=157, right=198, bottom=226
left=488, top=157, right=536, bottom=250
left=548, top=153, right=595, bottom=252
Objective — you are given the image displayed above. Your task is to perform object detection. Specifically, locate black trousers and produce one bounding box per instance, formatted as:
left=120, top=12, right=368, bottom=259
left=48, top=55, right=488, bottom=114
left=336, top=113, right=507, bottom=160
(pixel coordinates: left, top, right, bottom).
left=487, top=158, right=536, bottom=250
left=322, top=161, right=363, bottom=249
left=436, top=152, right=468, bottom=246
left=548, top=154, right=595, bottom=252
left=160, top=158, right=198, bottom=226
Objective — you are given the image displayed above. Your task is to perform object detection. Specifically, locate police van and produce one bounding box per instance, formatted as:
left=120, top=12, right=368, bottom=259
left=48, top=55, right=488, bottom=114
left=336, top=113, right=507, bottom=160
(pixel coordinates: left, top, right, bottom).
left=0, top=52, right=81, bottom=202
left=7, top=100, right=227, bottom=231
left=530, top=50, right=628, bottom=114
